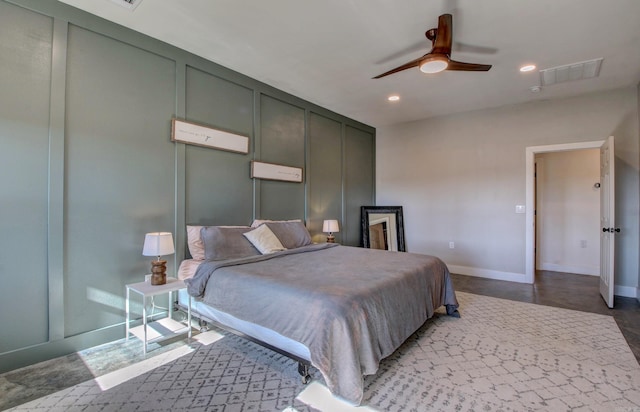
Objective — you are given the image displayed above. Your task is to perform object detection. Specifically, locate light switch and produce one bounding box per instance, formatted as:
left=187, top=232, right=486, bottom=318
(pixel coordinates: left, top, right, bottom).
left=515, top=205, right=526, bottom=214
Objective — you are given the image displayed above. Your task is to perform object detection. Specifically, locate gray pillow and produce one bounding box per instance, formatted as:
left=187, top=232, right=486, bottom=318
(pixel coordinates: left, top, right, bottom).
left=264, top=221, right=312, bottom=249
left=200, top=226, right=260, bottom=261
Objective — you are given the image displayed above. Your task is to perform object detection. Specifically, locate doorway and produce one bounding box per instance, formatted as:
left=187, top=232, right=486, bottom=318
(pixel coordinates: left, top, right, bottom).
left=535, top=149, right=600, bottom=277
left=525, top=140, right=604, bottom=284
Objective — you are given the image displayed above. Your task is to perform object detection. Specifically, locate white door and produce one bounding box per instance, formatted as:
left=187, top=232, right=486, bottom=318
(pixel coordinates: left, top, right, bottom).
left=599, top=136, right=616, bottom=308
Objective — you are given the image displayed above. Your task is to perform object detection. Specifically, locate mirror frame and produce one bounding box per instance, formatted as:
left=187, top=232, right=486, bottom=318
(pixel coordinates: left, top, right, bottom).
left=361, top=206, right=406, bottom=252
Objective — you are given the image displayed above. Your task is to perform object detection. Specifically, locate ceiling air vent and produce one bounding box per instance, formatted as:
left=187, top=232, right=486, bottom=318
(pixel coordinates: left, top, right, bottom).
left=109, top=0, right=143, bottom=11
left=539, top=58, right=603, bottom=86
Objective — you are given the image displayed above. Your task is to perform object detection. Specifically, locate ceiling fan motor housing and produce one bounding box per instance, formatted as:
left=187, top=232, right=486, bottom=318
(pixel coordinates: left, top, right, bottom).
left=419, top=55, right=449, bottom=73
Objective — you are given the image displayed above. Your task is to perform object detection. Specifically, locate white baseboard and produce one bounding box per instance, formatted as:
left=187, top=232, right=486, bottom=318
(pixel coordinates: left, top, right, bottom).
left=450, top=264, right=639, bottom=300
left=614, top=285, right=639, bottom=299
left=447, top=265, right=529, bottom=283
left=538, top=262, right=599, bottom=276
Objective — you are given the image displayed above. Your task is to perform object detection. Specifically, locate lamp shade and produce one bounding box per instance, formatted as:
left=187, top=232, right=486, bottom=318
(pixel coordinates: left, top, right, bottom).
left=142, top=232, right=175, bottom=257
left=322, top=220, right=340, bottom=233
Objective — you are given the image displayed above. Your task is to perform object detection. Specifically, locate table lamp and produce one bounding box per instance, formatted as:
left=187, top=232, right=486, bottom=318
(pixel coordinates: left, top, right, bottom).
left=322, top=219, right=339, bottom=243
left=142, top=232, right=175, bottom=285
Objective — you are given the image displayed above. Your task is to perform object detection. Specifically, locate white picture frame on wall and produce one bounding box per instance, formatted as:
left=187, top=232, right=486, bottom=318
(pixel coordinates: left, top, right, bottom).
left=251, top=161, right=303, bottom=183
left=171, top=118, right=249, bottom=154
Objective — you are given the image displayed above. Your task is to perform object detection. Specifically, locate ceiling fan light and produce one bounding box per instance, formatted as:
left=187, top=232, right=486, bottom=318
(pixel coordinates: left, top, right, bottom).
left=419, top=56, right=448, bottom=74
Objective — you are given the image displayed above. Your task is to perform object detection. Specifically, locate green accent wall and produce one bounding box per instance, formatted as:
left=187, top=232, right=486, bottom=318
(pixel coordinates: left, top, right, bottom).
left=259, top=96, right=306, bottom=220
left=308, top=114, right=343, bottom=243
left=0, top=0, right=374, bottom=372
left=64, top=24, right=178, bottom=337
left=345, top=126, right=376, bottom=245
left=0, top=2, right=52, bottom=352
left=184, top=66, right=255, bottom=227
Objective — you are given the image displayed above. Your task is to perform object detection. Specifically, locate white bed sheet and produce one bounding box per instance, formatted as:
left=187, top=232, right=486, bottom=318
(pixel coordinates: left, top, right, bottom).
left=176, top=259, right=310, bottom=361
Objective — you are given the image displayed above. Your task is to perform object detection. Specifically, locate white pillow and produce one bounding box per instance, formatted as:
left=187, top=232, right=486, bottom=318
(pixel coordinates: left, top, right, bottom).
left=243, top=224, right=286, bottom=254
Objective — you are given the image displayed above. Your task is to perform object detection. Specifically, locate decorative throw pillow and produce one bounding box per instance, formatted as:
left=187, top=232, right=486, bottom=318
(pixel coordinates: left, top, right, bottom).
left=187, top=225, right=250, bottom=260
left=243, top=224, right=286, bottom=254
left=264, top=221, right=312, bottom=249
left=200, top=226, right=260, bottom=261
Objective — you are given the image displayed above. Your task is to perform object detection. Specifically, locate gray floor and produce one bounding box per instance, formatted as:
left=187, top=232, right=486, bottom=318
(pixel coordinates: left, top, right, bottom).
left=1, top=270, right=638, bottom=411
left=0, top=318, right=198, bottom=411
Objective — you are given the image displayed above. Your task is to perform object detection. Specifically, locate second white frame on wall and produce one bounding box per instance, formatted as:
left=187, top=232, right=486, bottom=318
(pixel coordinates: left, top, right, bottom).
left=251, top=161, right=303, bottom=183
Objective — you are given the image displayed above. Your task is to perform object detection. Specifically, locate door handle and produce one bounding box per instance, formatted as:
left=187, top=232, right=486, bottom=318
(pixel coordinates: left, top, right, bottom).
left=602, top=227, right=621, bottom=233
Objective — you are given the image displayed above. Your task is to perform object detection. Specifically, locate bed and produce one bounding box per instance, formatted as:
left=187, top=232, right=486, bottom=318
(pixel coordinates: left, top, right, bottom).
left=178, top=221, right=459, bottom=405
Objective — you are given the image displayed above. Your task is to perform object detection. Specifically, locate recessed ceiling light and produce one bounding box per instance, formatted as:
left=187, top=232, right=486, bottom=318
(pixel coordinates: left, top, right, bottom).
left=388, top=95, right=400, bottom=102
left=520, top=64, right=536, bottom=72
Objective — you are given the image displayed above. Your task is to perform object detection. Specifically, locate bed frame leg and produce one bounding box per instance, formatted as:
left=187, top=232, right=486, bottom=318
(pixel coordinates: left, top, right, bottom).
left=298, top=362, right=311, bottom=384
left=446, top=304, right=461, bottom=318
left=198, top=318, right=210, bottom=332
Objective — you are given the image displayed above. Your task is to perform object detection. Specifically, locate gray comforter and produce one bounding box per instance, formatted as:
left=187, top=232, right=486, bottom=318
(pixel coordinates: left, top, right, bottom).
left=186, top=244, right=459, bottom=405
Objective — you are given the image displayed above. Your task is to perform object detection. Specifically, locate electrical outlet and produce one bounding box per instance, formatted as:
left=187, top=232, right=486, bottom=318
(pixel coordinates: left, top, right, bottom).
left=580, top=240, right=587, bottom=248
left=449, top=241, right=455, bottom=249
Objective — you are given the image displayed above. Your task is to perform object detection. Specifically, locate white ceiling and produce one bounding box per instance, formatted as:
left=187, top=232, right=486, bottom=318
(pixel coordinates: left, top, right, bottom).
left=58, top=0, right=640, bottom=128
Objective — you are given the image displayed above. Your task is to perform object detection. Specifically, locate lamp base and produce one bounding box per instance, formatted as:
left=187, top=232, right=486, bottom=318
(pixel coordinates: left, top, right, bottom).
left=326, top=234, right=335, bottom=243
left=150, top=260, right=167, bottom=285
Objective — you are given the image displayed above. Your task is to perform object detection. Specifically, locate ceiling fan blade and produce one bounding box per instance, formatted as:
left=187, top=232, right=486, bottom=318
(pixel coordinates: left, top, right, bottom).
left=372, top=56, right=424, bottom=79
left=374, top=40, right=428, bottom=65
left=447, top=59, right=492, bottom=71
left=431, top=14, right=452, bottom=55
left=453, top=41, right=498, bottom=55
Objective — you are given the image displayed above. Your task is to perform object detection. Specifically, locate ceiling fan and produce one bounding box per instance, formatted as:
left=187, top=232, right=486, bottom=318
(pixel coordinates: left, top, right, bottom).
left=373, top=13, right=492, bottom=79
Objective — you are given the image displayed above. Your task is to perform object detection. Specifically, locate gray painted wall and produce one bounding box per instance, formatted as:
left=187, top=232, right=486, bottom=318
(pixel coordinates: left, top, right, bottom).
left=377, top=87, right=639, bottom=297
left=0, top=0, right=374, bottom=372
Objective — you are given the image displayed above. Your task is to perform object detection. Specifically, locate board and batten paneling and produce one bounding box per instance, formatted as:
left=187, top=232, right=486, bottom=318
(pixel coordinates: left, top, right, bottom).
left=185, top=66, right=254, bottom=227
left=64, top=25, right=177, bottom=336
left=258, top=95, right=306, bottom=220
left=0, top=0, right=374, bottom=373
left=307, top=113, right=343, bottom=243
left=344, top=126, right=376, bottom=246
left=0, top=1, right=52, bottom=353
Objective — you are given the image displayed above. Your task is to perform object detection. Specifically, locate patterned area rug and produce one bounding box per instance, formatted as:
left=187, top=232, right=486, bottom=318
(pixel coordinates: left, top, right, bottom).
left=8, top=292, right=640, bottom=411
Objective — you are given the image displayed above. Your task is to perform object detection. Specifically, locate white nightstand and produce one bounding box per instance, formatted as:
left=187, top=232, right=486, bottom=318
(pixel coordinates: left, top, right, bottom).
left=125, top=277, right=192, bottom=354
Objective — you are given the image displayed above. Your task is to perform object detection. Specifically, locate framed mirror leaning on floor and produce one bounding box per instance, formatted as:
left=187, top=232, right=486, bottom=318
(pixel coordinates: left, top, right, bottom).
left=361, top=206, right=406, bottom=252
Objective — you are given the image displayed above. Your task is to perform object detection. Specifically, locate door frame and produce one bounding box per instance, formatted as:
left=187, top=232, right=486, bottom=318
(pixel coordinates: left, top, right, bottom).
left=525, top=140, right=604, bottom=284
